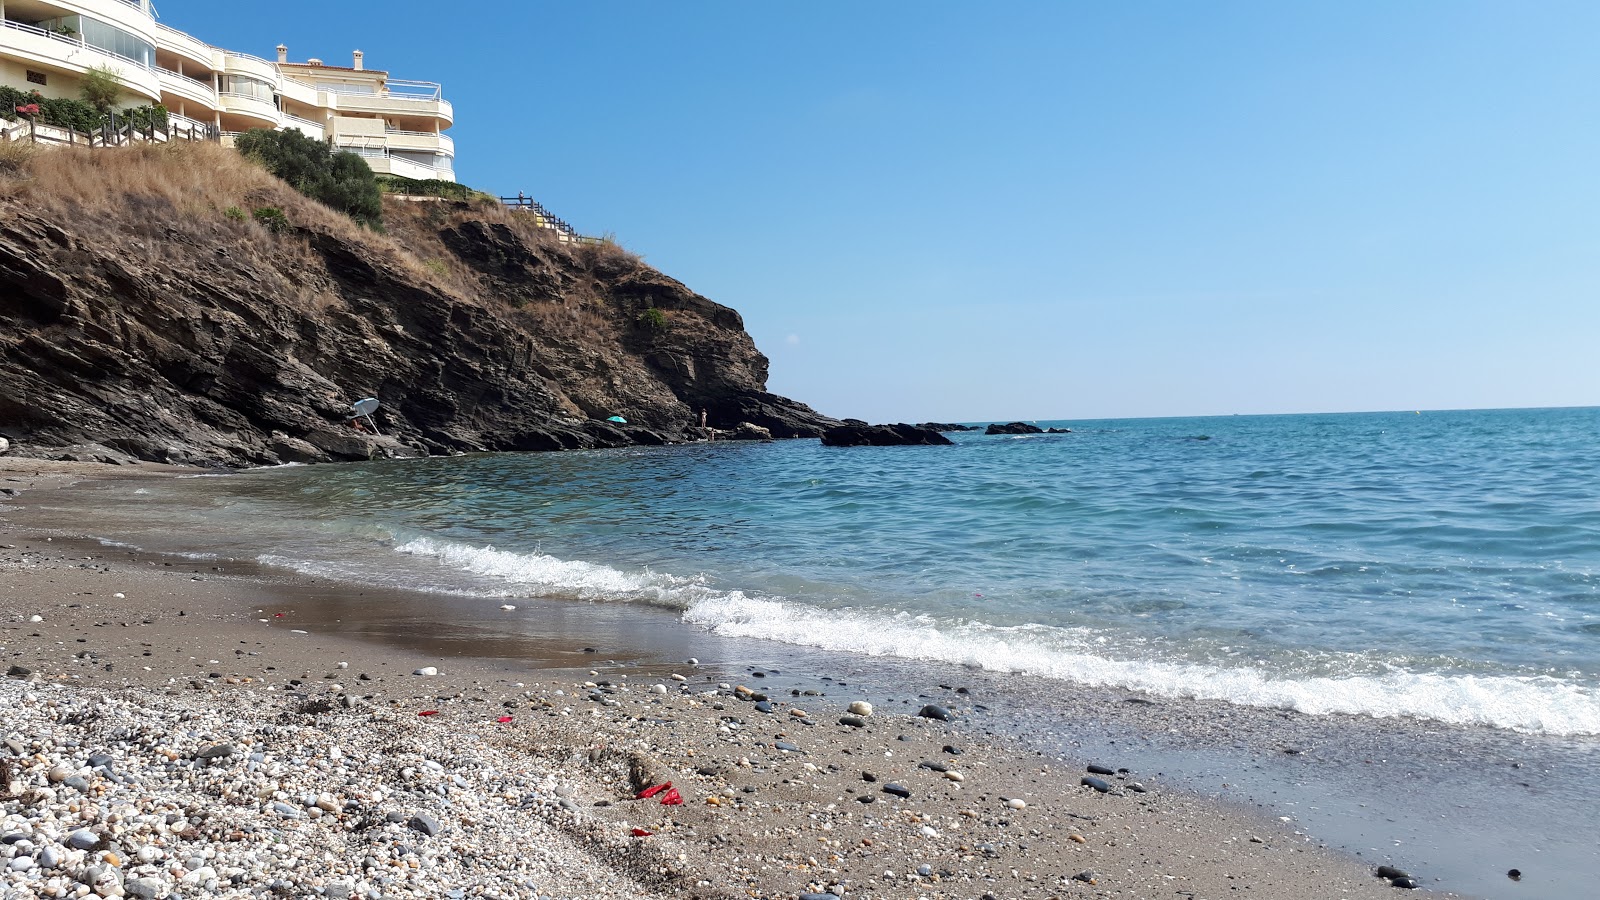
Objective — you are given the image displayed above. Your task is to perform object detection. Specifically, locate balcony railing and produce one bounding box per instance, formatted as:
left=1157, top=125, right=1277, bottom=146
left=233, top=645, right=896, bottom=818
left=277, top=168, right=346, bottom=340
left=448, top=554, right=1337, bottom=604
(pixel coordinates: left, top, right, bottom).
left=157, top=67, right=217, bottom=94
left=1, top=18, right=156, bottom=71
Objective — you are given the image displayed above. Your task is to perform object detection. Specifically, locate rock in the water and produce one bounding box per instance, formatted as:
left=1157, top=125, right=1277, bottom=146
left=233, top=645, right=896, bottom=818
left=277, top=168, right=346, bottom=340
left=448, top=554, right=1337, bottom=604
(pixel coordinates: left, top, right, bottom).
left=917, top=704, right=952, bottom=721
left=727, top=422, right=774, bottom=441
left=985, top=421, right=1044, bottom=435
left=820, top=423, right=953, bottom=447
left=1392, top=877, right=1418, bottom=889
left=407, top=813, right=441, bottom=837
left=916, top=422, right=976, bottom=432
left=882, top=782, right=912, bottom=798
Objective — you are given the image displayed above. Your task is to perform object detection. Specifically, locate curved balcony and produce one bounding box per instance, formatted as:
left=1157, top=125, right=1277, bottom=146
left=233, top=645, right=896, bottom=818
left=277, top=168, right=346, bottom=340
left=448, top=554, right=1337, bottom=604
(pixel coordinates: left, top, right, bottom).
left=152, top=21, right=215, bottom=70
left=219, top=50, right=278, bottom=84
left=0, top=19, right=160, bottom=103
left=36, top=0, right=157, bottom=43
left=217, top=91, right=280, bottom=128
left=157, top=67, right=218, bottom=111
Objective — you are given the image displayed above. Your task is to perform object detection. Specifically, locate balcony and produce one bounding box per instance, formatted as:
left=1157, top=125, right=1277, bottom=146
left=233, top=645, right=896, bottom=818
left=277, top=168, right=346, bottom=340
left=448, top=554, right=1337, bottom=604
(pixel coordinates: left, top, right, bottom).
left=281, top=113, right=325, bottom=141
left=338, top=145, right=455, bottom=182
left=217, top=91, right=279, bottom=127
left=384, top=129, right=454, bottom=155
left=0, top=18, right=161, bottom=102
left=156, top=67, right=217, bottom=110
left=153, top=21, right=214, bottom=70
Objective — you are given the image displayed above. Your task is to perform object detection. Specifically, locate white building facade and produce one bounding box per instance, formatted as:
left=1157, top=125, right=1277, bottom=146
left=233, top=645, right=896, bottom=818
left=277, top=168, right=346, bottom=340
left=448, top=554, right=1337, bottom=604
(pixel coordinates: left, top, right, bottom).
left=0, top=0, right=456, bottom=180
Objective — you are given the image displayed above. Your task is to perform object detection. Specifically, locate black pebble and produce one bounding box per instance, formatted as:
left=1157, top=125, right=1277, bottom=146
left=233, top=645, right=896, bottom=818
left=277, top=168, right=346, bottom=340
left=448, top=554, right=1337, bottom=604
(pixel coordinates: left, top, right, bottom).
left=1082, top=776, right=1116, bottom=793
left=1376, top=866, right=1409, bottom=880
left=1507, top=869, right=1522, bottom=881
left=882, top=782, right=911, bottom=798
left=1086, top=764, right=1116, bottom=775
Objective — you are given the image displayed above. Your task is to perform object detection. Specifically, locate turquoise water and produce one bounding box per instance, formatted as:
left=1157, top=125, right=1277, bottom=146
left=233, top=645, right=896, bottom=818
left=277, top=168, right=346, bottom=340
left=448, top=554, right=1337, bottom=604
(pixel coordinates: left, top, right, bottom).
left=114, top=407, right=1600, bottom=735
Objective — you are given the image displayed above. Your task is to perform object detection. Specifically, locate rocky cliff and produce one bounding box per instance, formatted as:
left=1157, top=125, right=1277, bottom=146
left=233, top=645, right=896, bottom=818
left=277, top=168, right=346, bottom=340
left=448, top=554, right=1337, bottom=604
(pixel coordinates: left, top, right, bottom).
left=0, top=143, right=834, bottom=466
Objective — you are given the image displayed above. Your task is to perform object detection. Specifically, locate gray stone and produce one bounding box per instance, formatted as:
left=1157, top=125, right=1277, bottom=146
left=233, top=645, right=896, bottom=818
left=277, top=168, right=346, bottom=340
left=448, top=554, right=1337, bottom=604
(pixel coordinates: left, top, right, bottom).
left=126, top=877, right=164, bottom=899
left=194, top=744, right=235, bottom=760
left=917, top=704, right=952, bottom=721
left=407, top=814, right=440, bottom=837
left=67, top=829, right=100, bottom=850
left=88, top=753, right=114, bottom=768
left=839, top=715, right=866, bottom=728
left=64, top=775, right=91, bottom=792
left=272, top=801, right=303, bottom=818
left=882, top=782, right=911, bottom=798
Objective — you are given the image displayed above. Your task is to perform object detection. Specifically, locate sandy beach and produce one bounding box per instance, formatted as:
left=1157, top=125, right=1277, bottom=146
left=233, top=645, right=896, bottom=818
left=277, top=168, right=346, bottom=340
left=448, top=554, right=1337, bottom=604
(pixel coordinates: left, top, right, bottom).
left=0, top=458, right=1454, bottom=899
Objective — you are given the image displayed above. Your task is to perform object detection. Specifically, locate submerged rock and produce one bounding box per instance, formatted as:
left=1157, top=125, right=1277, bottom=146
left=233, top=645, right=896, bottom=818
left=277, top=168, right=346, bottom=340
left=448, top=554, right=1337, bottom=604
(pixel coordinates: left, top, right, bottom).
left=820, top=423, right=953, bottom=447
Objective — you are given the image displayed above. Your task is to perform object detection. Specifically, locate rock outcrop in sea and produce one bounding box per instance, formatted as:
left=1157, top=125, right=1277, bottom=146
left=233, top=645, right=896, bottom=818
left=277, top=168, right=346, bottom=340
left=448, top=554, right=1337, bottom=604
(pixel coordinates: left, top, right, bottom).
left=0, top=144, right=834, bottom=466
left=819, top=423, right=953, bottom=447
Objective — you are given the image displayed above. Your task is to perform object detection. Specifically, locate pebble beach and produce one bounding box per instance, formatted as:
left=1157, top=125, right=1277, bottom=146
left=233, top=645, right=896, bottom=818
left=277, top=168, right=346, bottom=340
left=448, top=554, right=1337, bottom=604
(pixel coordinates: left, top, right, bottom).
left=0, top=460, right=1450, bottom=900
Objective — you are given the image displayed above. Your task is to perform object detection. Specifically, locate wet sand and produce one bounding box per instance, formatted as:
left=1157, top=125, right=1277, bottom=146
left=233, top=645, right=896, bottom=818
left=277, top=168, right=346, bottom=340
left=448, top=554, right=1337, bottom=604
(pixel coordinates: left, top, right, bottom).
left=0, top=457, right=1472, bottom=898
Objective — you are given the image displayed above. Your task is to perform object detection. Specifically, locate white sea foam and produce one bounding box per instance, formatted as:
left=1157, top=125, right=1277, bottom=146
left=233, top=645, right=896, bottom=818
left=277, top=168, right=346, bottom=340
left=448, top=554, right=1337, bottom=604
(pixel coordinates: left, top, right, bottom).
left=309, top=536, right=1600, bottom=736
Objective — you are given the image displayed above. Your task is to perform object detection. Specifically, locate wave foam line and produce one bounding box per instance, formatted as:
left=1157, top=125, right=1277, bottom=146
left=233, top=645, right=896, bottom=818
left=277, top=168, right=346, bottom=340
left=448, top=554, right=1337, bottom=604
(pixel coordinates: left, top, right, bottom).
left=307, top=536, right=1599, bottom=737
left=683, top=594, right=1600, bottom=737
left=391, top=537, right=713, bottom=607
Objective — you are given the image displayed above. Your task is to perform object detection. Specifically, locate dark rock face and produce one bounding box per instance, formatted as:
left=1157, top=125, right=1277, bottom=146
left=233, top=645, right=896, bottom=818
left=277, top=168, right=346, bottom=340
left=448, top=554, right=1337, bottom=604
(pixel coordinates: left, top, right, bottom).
left=820, top=424, right=954, bottom=447
left=984, top=422, right=1044, bottom=435
left=1046, top=427, right=1072, bottom=434
left=916, top=422, right=976, bottom=432
left=0, top=195, right=835, bottom=466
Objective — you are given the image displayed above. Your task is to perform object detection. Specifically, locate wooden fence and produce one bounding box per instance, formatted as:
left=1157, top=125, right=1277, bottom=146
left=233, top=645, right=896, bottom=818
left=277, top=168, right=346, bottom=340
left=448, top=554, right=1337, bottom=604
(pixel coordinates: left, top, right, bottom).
left=501, top=194, right=602, bottom=245
left=1, top=115, right=219, bottom=148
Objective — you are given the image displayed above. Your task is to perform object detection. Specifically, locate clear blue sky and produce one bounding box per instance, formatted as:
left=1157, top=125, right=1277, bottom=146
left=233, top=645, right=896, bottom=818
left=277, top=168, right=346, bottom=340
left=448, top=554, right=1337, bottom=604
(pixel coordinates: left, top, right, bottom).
left=159, top=0, right=1599, bottom=422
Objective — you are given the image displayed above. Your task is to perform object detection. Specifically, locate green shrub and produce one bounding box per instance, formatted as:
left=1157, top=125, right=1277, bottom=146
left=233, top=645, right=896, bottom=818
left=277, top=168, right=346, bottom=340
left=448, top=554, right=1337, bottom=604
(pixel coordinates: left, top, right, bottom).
left=224, top=206, right=246, bottom=221
left=251, top=206, right=290, bottom=234
left=422, top=259, right=448, bottom=277
left=636, top=307, right=667, bottom=333
left=235, top=128, right=384, bottom=230
left=375, top=174, right=468, bottom=200
left=80, top=66, right=122, bottom=118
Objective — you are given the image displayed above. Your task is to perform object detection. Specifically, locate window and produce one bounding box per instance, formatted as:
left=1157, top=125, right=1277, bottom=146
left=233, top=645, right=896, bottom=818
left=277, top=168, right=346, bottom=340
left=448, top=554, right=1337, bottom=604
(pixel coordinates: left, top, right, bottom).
left=26, top=71, right=47, bottom=86
left=221, top=74, right=275, bottom=103
left=36, top=14, right=155, bottom=68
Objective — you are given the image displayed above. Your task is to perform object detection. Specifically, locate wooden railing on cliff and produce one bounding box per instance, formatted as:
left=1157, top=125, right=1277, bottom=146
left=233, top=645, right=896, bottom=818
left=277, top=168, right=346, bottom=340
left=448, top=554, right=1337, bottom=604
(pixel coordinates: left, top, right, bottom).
left=501, top=194, right=602, bottom=246
left=0, top=116, right=220, bottom=148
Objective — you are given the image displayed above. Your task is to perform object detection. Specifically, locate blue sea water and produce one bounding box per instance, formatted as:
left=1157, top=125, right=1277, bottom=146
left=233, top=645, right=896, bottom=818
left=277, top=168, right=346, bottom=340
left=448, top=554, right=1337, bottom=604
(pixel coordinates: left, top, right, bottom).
left=104, top=407, right=1600, bottom=735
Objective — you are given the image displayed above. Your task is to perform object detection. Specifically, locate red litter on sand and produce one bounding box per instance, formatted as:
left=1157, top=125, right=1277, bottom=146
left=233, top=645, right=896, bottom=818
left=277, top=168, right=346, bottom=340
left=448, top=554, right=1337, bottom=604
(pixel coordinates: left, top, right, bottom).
left=496, top=716, right=513, bottom=723
left=659, top=787, right=682, bottom=806
left=418, top=710, right=439, bottom=717
left=630, top=828, right=652, bottom=837
left=636, top=782, right=671, bottom=800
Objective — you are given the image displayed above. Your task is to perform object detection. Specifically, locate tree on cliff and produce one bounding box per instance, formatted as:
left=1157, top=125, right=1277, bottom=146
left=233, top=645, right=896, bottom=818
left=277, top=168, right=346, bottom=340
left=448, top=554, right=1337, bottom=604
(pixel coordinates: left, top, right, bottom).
left=235, top=128, right=384, bottom=231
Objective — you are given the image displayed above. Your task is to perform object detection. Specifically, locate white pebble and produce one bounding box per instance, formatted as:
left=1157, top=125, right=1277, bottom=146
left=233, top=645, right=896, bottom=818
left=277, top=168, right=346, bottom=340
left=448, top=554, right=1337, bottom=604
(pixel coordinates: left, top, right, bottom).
left=848, top=701, right=874, bottom=717
left=29, top=614, right=43, bottom=623
left=1005, top=797, right=1027, bottom=809
left=113, top=593, right=125, bottom=599
left=414, top=667, right=438, bottom=676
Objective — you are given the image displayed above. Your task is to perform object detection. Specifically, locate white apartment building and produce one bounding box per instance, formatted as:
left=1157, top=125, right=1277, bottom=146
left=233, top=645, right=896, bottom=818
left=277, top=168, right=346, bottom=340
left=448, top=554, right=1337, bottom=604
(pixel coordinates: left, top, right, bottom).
left=0, top=0, right=456, bottom=180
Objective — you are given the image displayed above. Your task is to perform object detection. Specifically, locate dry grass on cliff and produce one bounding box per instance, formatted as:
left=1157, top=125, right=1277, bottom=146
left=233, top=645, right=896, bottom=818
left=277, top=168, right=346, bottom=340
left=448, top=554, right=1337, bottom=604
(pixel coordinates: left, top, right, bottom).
left=0, top=141, right=482, bottom=308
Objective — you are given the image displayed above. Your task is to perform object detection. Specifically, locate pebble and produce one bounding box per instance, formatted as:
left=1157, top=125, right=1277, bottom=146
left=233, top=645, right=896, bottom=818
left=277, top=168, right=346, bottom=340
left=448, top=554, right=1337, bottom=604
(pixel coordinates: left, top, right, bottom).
left=650, top=684, right=668, bottom=695
left=847, top=701, right=873, bottom=717
left=408, top=813, right=442, bottom=837
left=916, top=704, right=952, bottom=721
left=1082, top=776, right=1117, bottom=793
left=67, top=829, right=99, bottom=850
left=414, top=666, right=439, bottom=676
left=754, top=701, right=774, bottom=714
left=1073, top=870, right=1100, bottom=884
left=881, top=783, right=911, bottom=798
left=1004, top=797, right=1027, bottom=810
left=1087, top=763, right=1117, bottom=775
left=839, top=715, right=867, bottom=728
